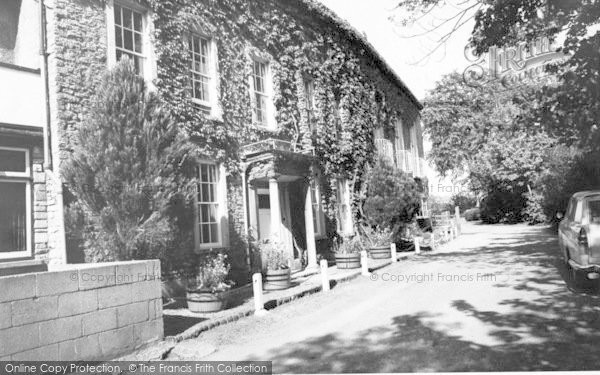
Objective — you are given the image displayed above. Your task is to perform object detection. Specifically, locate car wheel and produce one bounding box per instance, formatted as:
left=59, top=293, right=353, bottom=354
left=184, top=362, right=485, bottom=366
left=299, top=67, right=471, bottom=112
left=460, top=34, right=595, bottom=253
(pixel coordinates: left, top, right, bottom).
left=570, top=267, right=599, bottom=290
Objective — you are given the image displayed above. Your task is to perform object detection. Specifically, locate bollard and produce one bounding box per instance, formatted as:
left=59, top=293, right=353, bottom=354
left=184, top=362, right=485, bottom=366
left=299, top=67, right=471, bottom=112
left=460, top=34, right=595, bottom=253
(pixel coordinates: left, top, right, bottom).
left=431, top=233, right=436, bottom=251
left=391, top=243, right=397, bottom=263
left=455, top=206, right=462, bottom=234
left=450, top=225, right=455, bottom=239
left=320, top=259, right=330, bottom=292
left=252, top=273, right=267, bottom=316
left=414, top=237, right=421, bottom=254
left=361, top=250, right=370, bottom=276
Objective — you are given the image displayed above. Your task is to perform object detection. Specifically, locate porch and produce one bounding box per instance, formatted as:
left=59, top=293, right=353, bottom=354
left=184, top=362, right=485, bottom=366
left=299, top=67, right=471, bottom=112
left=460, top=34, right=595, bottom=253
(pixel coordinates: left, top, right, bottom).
left=241, top=139, right=320, bottom=272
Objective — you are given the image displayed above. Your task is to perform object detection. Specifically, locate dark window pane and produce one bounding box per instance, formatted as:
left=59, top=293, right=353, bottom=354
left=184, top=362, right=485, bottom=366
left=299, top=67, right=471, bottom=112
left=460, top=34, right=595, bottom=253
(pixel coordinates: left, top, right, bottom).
left=134, top=32, right=142, bottom=53
left=0, top=149, right=26, bottom=172
left=122, top=8, right=132, bottom=29
left=210, top=224, right=219, bottom=243
left=114, top=6, right=122, bottom=26
left=258, top=194, right=270, bottom=209
left=590, top=200, right=600, bottom=223
left=133, top=12, right=142, bottom=32
left=0, top=181, right=27, bottom=253
left=123, top=30, right=133, bottom=51
left=115, top=27, right=123, bottom=48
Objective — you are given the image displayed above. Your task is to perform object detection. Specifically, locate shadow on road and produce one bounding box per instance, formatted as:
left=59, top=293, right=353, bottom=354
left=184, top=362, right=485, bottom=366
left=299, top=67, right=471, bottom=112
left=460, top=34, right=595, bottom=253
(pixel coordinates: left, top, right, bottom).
left=249, top=225, right=600, bottom=372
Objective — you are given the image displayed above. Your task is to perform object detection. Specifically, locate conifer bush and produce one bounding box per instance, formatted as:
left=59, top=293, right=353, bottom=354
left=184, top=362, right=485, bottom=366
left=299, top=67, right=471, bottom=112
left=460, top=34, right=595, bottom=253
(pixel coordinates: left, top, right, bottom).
left=361, top=157, right=421, bottom=233
left=63, top=60, right=200, bottom=265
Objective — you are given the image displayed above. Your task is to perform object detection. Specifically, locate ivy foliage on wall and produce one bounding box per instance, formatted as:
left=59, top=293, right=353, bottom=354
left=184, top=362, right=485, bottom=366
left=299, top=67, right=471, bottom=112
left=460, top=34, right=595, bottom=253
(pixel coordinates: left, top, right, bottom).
left=147, top=0, right=420, bottom=225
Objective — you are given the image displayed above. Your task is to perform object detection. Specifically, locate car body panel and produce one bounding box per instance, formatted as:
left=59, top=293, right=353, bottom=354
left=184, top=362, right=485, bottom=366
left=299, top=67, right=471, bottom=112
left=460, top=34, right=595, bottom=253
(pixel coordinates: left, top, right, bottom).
left=558, top=192, right=600, bottom=271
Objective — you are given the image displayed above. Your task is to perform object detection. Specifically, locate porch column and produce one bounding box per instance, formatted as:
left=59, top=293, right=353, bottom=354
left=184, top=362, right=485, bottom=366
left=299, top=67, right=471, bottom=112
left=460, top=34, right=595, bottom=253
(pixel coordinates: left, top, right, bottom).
left=304, top=183, right=318, bottom=271
left=269, top=177, right=282, bottom=239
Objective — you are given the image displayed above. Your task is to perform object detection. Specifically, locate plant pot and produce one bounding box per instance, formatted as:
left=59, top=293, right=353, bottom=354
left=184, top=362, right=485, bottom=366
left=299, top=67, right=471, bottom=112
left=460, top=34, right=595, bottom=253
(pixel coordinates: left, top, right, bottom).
left=335, top=253, right=361, bottom=269
left=186, top=291, right=224, bottom=313
left=263, top=268, right=292, bottom=291
left=368, top=245, right=391, bottom=259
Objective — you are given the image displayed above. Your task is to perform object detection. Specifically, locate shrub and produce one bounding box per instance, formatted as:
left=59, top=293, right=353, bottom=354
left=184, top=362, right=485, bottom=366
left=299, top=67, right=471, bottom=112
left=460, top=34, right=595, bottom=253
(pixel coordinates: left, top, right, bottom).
left=362, top=157, right=421, bottom=231
left=188, top=253, right=232, bottom=293
left=464, top=207, right=481, bottom=221
left=451, top=192, right=478, bottom=212
left=260, top=237, right=290, bottom=270
left=63, top=60, right=200, bottom=266
left=533, top=146, right=600, bottom=223
left=361, top=226, right=393, bottom=248
left=480, top=182, right=527, bottom=224
left=335, top=236, right=364, bottom=254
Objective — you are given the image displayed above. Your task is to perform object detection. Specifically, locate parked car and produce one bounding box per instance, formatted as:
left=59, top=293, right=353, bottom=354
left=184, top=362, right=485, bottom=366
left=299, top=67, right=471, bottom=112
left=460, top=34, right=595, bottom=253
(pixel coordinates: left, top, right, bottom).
left=557, top=191, right=600, bottom=286
left=464, top=207, right=481, bottom=221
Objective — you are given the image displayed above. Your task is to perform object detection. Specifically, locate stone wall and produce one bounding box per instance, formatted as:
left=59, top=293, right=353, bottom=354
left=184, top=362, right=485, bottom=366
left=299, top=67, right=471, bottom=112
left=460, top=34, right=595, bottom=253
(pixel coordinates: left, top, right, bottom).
left=0, top=260, right=163, bottom=360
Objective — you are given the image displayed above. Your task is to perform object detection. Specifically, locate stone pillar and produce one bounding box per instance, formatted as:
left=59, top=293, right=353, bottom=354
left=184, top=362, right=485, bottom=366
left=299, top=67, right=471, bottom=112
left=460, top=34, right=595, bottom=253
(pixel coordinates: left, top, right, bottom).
left=269, top=177, right=281, bottom=239
left=304, top=183, right=318, bottom=271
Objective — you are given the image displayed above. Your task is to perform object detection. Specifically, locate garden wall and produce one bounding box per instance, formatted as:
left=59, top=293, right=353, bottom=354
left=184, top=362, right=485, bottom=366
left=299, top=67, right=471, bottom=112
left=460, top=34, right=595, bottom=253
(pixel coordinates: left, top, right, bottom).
left=0, top=260, right=163, bottom=360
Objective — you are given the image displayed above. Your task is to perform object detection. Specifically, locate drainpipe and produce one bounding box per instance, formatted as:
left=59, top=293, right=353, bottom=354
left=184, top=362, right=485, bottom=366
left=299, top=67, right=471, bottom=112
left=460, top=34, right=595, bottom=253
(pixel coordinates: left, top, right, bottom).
left=40, top=0, right=51, bottom=170
left=241, top=163, right=251, bottom=269
left=40, top=0, right=68, bottom=265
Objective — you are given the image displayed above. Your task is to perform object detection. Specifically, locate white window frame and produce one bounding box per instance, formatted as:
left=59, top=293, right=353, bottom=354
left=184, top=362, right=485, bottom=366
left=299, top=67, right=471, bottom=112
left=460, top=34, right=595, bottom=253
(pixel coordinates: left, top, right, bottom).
left=336, top=179, right=354, bottom=236
left=188, top=33, right=221, bottom=118
left=194, top=161, right=228, bottom=251
left=249, top=57, right=276, bottom=130
left=105, top=0, right=156, bottom=83
left=310, top=180, right=326, bottom=239
left=0, top=147, right=32, bottom=260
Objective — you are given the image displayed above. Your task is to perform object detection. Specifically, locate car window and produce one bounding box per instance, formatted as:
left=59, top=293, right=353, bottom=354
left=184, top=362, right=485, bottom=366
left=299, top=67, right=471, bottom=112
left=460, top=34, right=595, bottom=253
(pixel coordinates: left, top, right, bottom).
left=574, top=200, right=584, bottom=223
left=566, top=199, right=574, bottom=221
left=589, top=200, right=600, bottom=224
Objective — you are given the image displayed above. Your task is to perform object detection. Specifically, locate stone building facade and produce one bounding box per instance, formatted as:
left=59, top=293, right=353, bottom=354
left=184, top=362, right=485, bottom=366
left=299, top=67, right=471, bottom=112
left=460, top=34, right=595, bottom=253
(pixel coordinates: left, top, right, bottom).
left=1, top=0, right=425, bottom=277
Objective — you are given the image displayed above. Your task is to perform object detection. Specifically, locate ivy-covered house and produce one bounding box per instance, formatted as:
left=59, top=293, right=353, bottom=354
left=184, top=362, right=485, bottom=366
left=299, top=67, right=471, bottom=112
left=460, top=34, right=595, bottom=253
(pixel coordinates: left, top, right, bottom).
left=2, top=0, right=426, bottom=277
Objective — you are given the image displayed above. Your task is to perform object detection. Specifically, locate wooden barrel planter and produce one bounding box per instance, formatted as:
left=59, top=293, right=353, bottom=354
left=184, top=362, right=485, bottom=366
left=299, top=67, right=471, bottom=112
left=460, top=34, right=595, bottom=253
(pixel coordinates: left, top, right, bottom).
left=263, top=268, right=291, bottom=291
left=186, top=291, right=224, bottom=313
left=368, top=245, right=391, bottom=259
left=335, top=253, right=361, bottom=269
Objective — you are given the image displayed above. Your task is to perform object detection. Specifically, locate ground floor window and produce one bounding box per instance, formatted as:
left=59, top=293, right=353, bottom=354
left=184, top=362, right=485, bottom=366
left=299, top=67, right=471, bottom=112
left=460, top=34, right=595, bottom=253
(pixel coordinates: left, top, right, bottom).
left=0, top=147, right=31, bottom=259
left=195, top=162, right=228, bottom=250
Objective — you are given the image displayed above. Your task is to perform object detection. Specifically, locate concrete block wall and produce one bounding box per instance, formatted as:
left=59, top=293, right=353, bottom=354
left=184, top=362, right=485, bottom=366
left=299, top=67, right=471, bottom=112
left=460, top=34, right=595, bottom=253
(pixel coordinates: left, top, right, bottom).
left=0, top=260, right=163, bottom=360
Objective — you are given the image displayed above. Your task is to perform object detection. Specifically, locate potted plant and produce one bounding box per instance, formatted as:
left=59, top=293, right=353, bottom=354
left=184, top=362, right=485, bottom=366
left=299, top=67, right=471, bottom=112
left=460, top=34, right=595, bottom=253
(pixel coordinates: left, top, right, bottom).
left=334, top=236, right=363, bottom=269
left=186, top=253, right=233, bottom=313
left=261, top=238, right=292, bottom=291
left=363, top=226, right=394, bottom=259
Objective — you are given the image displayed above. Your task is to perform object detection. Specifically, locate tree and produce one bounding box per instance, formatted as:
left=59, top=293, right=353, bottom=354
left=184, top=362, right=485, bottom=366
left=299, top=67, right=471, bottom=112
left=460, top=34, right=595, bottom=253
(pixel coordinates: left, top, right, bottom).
left=423, top=73, right=552, bottom=222
left=361, top=157, right=421, bottom=231
left=396, top=0, right=600, bottom=152
left=63, top=60, right=200, bottom=263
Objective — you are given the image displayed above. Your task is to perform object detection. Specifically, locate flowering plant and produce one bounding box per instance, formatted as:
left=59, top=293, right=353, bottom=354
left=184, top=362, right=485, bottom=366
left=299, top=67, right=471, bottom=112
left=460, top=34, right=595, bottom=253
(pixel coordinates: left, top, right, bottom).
left=260, top=237, right=290, bottom=270
left=188, top=253, right=233, bottom=294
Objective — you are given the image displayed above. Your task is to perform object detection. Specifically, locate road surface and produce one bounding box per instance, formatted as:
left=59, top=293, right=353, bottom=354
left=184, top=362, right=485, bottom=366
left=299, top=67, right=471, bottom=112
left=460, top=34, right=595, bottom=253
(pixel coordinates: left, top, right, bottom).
left=168, top=222, right=600, bottom=372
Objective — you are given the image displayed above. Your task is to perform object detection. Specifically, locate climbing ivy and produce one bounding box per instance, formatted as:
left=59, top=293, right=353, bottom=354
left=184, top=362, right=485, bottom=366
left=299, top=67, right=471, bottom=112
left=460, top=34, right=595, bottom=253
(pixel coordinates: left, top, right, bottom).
left=147, top=0, right=421, bottom=228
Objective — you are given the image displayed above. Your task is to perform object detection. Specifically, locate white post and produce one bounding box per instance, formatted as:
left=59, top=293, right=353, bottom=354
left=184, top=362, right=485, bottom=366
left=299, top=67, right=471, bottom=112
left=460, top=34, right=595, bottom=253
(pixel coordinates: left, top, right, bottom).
left=361, top=250, right=369, bottom=276
left=431, top=233, right=436, bottom=251
left=320, top=259, right=330, bottom=292
left=391, top=243, right=397, bottom=263
left=269, top=177, right=281, bottom=239
left=252, top=273, right=267, bottom=316
left=455, top=206, right=462, bottom=234
left=414, top=237, right=421, bottom=254
left=304, top=183, right=318, bottom=271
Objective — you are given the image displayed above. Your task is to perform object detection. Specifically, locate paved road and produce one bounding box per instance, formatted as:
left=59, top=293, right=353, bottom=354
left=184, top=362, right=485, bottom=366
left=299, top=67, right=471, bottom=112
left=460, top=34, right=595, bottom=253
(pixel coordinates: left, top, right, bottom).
left=169, top=223, right=600, bottom=372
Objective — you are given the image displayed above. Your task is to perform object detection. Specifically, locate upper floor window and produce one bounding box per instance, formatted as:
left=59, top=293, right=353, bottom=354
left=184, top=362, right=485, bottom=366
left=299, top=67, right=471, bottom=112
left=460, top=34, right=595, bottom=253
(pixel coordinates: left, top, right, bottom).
left=113, top=4, right=145, bottom=74
left=304, top=79, right=316, bottom=130
left=0, top=0, right=40, bottom=69
left=252, top=60, right=270, bottom=127
left=190, top=35, right=211, bottom=106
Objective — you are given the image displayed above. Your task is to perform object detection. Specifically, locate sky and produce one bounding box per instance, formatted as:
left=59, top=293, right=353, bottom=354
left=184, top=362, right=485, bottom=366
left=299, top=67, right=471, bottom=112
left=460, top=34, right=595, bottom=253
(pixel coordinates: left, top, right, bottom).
left=317, top=0, right=475, bottom=100
left=318, top=0, right=477, bottom=198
